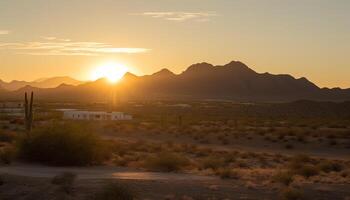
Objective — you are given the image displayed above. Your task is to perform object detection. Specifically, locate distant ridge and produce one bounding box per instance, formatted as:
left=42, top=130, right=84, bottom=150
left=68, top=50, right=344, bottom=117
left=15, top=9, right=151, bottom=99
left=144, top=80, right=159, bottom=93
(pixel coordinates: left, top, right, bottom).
left=0, top=76, right=83, bottom=91
left=0, top=61, right=349, bottom=102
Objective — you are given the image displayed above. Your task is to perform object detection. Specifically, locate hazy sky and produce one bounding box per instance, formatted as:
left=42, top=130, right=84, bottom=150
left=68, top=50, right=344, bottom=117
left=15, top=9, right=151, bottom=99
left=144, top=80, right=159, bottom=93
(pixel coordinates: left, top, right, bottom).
left=0, top=0, right=349, bottom=88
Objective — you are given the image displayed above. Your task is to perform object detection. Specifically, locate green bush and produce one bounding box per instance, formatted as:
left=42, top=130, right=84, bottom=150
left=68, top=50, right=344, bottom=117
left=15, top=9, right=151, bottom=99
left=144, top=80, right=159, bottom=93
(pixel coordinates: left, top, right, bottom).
left=18, top=123, right=111, bottom=166
left=93, top=182, right=134, bottom=200
left=143, top=152, right=189, bottom=172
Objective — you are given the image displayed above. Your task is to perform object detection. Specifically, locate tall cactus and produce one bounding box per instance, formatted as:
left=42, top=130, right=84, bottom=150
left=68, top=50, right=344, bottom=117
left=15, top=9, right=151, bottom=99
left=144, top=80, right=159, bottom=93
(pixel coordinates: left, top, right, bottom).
left=24, top=92, right=34, bottom=134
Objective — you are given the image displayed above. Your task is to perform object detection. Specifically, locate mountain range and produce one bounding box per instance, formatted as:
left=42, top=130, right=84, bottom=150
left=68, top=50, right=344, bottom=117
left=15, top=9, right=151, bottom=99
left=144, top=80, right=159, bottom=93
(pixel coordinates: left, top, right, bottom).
left=0, top=61, right=349, bottom=102
left=0, top=76, right=83, bottom=91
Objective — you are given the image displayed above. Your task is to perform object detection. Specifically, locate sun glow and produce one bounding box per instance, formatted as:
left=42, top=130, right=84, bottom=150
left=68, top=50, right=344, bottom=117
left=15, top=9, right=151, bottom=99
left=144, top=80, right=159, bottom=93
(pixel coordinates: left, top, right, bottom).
left=91, top=62, right=128, bottom=83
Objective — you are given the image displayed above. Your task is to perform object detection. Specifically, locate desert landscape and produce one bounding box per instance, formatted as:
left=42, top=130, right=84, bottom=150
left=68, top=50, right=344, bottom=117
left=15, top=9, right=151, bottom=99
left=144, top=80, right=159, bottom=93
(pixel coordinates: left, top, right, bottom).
left=0, top=99, right=349, bottom=199
left=1, top=0, right=350, bottom=199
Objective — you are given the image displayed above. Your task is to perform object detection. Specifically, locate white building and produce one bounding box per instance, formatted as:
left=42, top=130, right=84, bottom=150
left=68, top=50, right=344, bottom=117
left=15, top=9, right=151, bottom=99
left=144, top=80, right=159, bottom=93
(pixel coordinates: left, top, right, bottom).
left=63, top=110, right=132, bottom=121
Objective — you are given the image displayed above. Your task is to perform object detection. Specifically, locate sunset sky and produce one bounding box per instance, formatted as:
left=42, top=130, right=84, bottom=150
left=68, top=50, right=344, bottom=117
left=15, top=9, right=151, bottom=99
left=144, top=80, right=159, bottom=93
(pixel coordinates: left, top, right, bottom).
left=0, top=0, right=349, bottom=88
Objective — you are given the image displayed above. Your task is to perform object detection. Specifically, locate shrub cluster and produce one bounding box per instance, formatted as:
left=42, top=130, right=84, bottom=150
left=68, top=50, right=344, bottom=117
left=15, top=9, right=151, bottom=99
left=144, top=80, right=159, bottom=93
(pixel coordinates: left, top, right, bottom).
left=18, top=122, right=111, bottom=166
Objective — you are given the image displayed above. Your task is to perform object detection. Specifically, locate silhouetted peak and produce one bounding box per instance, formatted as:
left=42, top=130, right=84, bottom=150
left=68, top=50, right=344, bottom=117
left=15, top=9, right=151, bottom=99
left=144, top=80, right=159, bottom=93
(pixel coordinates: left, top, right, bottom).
left=298, top=77, right=310, bottom=82
left=183, top=62, right=214, bottom=74
left=224, top=61, right=256, bottom=73
left=226, top=60, right=247, bottom=67
left=123, top=72, right=138, bottom=79
left=297, top=77, right=319, bottom=89
left=152, top=68, right=175, bottom=76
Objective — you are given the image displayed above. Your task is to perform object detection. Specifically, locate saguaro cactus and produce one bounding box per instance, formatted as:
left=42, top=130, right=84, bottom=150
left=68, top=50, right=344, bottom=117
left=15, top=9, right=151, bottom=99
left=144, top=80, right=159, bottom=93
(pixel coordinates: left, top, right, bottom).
left=24, top=92, right=34, bottom=134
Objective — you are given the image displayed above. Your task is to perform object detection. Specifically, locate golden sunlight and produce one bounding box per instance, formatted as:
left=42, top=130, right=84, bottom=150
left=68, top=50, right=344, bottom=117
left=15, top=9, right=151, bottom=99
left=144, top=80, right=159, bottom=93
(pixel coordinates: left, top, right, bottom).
left=91, top=61, right=128, bottom=83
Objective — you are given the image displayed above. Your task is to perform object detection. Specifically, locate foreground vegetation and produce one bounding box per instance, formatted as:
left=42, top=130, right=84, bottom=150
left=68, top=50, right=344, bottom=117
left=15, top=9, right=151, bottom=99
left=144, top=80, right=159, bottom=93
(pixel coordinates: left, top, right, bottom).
left=0, top=122, right=112, bottom=166
left=0, top=100, right=349, bottom=199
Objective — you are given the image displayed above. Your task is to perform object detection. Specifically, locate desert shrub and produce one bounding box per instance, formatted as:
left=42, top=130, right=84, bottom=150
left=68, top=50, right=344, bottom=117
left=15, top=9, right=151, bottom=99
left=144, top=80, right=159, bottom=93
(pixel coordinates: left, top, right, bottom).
left=223, top=153, right=237, bottom=163
left=295, top=164, right=319, bottom=178
left=273, top=171, right=294, bottom=186
left=201, top=157, right=225, bottom=170
left=52, top=172, right=76, bottom=194
left=93, top=182, right=134, bottom=200
left=0, top=131, right=17, bottom=143
left=280, top=187, right=304, bottom=200
left=216, top=168, right=239, bottom=179
left=237, top=160, right=249, bottom=168
left=288, top=155, right=319, bottom=178
left=17, top=122, right=112, bottom=166
left=289, top=155, right=311, bottom=168
left=0, top=146, right=16, bottom=164
left=317, top=161, right=343, bottom=173
left=143, top=152, right=189, bottom=172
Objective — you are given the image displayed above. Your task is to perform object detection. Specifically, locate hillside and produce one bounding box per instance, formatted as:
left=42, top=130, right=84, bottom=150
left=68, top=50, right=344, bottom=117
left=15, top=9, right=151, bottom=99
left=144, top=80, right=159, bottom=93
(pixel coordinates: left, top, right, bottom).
left=0, top=61, right=349, bottom=102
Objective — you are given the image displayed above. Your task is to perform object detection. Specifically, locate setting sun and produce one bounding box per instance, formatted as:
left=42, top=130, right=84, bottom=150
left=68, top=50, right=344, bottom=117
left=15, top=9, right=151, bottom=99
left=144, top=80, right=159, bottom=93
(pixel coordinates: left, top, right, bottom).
left=91, top=62, right=128, bottom=83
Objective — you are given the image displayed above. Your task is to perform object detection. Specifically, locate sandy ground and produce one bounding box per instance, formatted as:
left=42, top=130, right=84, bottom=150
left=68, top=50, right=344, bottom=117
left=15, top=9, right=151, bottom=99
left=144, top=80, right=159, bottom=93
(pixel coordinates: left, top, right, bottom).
left=0, top=163, right=216, bottom=181
left=105, top=134, right=350, bottom=160
left=1, top=169, right=350, bottom=200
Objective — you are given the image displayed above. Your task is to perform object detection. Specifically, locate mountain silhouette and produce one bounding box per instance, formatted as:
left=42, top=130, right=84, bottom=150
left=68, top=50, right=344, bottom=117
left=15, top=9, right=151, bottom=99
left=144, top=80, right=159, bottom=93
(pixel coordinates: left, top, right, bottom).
left=0, top=76, right=83, bottom=91
left=0, top=61, right=349, bottom=102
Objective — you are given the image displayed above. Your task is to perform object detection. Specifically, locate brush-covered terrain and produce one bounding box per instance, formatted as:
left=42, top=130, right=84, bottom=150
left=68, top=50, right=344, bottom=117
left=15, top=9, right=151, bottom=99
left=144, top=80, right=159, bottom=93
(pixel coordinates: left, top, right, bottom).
left=0, top=100, right=349, bottom=199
